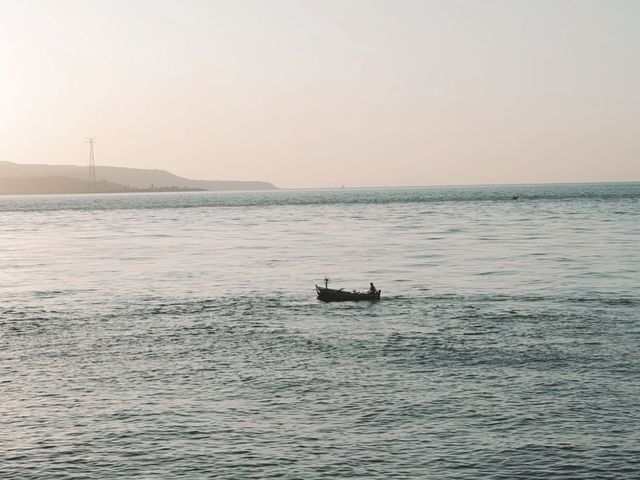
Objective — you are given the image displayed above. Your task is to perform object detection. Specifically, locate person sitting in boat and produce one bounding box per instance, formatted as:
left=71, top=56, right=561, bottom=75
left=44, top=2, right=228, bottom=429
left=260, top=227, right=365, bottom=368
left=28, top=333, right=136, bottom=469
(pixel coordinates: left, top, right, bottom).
left=368, top=282, right=377, bottom=294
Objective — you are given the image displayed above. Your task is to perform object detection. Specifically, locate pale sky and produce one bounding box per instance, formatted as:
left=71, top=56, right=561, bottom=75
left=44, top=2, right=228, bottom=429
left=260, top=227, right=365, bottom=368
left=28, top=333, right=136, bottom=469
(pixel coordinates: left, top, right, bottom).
left=1, top=0, right=639, bottom=188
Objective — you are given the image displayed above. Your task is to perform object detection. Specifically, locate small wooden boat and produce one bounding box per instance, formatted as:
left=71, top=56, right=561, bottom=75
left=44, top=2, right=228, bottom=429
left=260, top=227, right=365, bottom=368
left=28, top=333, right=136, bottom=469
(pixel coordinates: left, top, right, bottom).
left=315, top=285, right=381, bottom=302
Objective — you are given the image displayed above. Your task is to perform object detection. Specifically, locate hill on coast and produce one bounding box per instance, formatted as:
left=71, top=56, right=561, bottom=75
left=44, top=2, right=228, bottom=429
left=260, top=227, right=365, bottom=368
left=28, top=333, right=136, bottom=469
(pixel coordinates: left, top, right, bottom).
left=0, top=161, right=277, bottom=195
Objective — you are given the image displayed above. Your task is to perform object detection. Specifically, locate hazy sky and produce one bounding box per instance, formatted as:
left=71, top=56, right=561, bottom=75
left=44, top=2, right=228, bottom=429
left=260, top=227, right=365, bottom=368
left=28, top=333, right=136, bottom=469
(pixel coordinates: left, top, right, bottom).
left=1, top=0, right=639, bottom=188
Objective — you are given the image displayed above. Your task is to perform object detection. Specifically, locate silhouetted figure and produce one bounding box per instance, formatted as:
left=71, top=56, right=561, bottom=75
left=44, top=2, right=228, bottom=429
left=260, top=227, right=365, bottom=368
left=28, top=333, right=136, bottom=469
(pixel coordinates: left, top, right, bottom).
left=368, top=282, right=377, bottom=294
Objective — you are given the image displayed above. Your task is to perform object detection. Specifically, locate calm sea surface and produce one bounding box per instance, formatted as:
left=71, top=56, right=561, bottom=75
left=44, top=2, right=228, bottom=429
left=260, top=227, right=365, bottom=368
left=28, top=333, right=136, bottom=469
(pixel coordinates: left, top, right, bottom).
left=1, top=183, right=639, bottom=479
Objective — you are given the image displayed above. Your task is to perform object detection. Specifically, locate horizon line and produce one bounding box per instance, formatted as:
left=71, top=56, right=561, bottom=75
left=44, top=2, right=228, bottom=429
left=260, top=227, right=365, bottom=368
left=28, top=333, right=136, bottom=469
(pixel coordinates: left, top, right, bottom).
left=279, top=180, right=640, bottom=191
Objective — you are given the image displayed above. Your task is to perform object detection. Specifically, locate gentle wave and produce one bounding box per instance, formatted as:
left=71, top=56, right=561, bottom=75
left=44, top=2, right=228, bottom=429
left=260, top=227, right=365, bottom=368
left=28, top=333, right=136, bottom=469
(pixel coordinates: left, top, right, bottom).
left=0, top=182, right=638, bottom=212
left=1, top=184, right=639, bottom=479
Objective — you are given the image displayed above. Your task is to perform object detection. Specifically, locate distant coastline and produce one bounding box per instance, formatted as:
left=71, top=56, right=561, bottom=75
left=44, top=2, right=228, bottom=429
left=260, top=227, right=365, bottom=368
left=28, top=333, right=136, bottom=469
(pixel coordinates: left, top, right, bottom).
left=0, top=161, right=277, bottom=195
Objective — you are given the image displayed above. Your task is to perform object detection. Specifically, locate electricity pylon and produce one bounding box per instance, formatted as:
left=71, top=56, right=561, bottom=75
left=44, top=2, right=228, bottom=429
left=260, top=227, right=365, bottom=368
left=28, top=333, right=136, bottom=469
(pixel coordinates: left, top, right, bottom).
left=84, top=137, right=97, bottom=191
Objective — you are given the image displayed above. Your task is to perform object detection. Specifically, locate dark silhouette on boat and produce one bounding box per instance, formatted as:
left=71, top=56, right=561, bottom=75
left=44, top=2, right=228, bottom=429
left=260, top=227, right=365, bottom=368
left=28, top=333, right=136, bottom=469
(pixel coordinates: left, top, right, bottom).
left=315, top=281, right=381, bottom=302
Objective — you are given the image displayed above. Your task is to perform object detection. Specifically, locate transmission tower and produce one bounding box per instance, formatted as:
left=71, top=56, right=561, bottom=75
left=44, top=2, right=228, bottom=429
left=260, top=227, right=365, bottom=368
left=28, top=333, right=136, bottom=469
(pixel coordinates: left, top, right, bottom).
left=84, top=137, right=97, bottom=190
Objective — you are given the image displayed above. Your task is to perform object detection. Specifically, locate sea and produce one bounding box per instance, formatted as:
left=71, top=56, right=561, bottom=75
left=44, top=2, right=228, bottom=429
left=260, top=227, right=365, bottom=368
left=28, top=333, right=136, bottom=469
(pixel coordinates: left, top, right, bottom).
left=1, top=183, right=639, bottom=479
